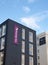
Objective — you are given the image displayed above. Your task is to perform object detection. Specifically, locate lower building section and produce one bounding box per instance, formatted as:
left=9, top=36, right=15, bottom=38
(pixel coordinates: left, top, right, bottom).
left=0, top=19, right=37, bottom=65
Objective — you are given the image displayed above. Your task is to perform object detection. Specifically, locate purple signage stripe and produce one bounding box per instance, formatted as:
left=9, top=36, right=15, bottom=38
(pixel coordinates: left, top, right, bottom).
left=14, top=25, right=19, bottom=44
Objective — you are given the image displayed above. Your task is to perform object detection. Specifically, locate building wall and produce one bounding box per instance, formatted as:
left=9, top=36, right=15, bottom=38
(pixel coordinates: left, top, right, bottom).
left=4, top=20, right=21, bottom=65
left=39, top=45, right=47, bottom=65
left=37, top=32, right=47, bottom=65
left=0, top=19, right=37, bottom=65
left=46, top=32, right=48, bottom=65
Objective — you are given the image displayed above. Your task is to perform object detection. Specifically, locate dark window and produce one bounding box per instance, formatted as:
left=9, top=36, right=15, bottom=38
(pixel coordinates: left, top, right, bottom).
left=39, top=37, right=46, bottom=45
left=38, top=56, right=40, bottom=59
left=38, top=63, right=40, bottom=65
left=38, top=49, right=39, bottom=53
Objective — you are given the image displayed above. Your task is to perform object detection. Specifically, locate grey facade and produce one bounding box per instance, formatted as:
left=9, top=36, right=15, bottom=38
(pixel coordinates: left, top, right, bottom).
left=37, top=32, right=48, bottom=65
left=0, top=19, right=37, bottom=65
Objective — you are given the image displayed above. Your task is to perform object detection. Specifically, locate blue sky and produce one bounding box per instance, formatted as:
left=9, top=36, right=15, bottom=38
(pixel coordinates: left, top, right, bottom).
left=0, top=0, right=48, bottom=34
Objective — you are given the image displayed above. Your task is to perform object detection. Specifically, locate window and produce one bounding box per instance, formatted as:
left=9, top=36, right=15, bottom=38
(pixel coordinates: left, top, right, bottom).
left=39, top=37, right=46, bottom=45
left=0, top=52, right=4, bottom=65
left=1, top=56, right=4, bottom=61
left=29, top=44, right=33, bottom=55
left=29, top=57, right=33, bottom=65
left=21, top=54, right=25, bottom=65
left=38, top=49, right=39, bottom=53
left=38, top=56, right=40, bottom=59
left=0, top=59, right=3, bottom=65
left=38, top=63, right=40, bottom=65
left=22, top=41, right=25, bottom=53
left=1, top=37, right=5, bottom=50
left=2, top=25, right=6, bottom=36
left=0, top=52, right=1, bottom=65
left=22, top=29, right=25, bottom=39
left=29, top=32, right=33, bottom=42
left=1, top=51, right=4, bottom=57
left=0, top=28, right=1, bottom=37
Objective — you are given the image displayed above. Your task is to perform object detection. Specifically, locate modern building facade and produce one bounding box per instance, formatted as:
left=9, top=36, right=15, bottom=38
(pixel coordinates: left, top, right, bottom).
left=0, top=19, right=37, bottom=65
left=37, top=32, right=48, bottom=65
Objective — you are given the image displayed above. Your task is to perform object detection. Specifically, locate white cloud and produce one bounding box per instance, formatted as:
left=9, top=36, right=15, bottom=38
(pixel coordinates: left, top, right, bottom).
left=20, top=10, right=48, bottom=29
left=23, top=6, right=30, bottom=13
left=21, top=17, right=40, bottom=28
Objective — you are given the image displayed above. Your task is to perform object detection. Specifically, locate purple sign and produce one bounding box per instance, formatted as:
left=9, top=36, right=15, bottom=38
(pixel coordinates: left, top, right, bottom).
left=14, top=25, right=19, bottom=44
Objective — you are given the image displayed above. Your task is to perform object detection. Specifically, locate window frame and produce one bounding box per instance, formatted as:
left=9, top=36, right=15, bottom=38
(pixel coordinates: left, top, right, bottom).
left=29, top=31, right=33, bottom=43
left=21, top=54, right=25, bottom=65
left=22, top=41, right=25, bottom=53
left=1, top=37, right=5, bottom=50
left=22, top=28, right=25, bottom=40
left=2, top=25, right=6, bottom=36
left=29, top=56, right=33, bottom=65
left=29, top=43, right=33, bottom=55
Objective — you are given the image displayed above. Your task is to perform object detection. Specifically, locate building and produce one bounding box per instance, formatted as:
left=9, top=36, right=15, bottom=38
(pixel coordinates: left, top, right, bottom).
left=0, top=19, right=37, bottom=65
left=37, top=32, right=48, bottom=65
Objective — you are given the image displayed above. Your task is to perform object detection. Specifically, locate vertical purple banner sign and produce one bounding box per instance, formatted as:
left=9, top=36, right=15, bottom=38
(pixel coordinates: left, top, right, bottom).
left=14, top=25, right=19, bottom=44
